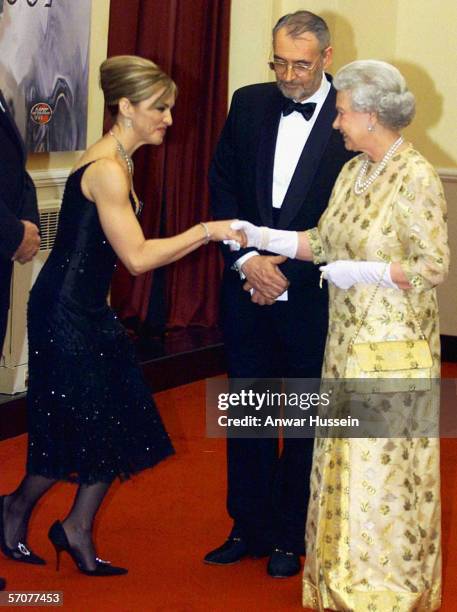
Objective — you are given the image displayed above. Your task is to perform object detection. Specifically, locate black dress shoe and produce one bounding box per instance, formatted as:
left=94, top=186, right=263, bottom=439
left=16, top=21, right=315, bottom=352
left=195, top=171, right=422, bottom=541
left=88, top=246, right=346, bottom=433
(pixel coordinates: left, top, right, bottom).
left=0, top=577, right=5, bottom=591
left=267, top=549, right=301, bottom=578
left=203, top=537, right=248, bottom=565
left=0, top=497, right=45, bottom=565
left=48, top=521, right=127, bottom=577
left=204, top=537, right=271, bottom=565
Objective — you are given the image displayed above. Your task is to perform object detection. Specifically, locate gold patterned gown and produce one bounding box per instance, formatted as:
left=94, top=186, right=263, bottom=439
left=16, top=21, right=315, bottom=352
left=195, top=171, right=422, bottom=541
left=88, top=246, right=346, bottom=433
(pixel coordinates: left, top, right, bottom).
left=302, top=145, right=449, bottom=611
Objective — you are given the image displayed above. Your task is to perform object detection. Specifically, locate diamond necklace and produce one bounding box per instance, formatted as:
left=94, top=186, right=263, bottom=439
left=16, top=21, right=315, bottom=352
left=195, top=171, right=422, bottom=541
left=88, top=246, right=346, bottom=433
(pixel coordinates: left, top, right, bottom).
left=354, top=136, right=404, bottom=195
left=109, top=130, right=133, bottom=176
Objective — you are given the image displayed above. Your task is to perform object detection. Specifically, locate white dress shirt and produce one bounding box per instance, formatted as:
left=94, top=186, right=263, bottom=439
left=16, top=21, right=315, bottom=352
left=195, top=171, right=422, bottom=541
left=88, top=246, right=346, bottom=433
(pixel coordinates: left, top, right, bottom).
left=234, top=75, right=331, bottom=301
left=272, top=74, right=331, bottom=208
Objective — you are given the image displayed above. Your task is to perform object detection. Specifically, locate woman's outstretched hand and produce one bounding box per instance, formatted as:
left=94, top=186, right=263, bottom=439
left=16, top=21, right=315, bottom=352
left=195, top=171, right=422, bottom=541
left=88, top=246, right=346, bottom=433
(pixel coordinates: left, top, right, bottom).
left=206, top=219, right=247, bottom=248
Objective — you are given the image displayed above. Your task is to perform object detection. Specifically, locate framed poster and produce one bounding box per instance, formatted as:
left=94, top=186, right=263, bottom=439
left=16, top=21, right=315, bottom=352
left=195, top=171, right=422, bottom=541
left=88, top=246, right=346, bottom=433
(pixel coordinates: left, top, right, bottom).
left=0, top=0, right=92, bottom=152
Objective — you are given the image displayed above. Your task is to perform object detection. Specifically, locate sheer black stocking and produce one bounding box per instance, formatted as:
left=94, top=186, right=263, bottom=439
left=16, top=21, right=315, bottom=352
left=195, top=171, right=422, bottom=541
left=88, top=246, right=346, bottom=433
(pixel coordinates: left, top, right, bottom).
left=61, top=481, right=111, bottom=571
left=3, top=474, right=57, bottom=549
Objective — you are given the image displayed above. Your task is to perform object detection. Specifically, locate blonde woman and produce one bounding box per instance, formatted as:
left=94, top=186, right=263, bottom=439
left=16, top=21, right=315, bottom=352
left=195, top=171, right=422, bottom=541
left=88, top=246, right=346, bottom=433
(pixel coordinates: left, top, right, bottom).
left=0, top=56, right=240, bottom=576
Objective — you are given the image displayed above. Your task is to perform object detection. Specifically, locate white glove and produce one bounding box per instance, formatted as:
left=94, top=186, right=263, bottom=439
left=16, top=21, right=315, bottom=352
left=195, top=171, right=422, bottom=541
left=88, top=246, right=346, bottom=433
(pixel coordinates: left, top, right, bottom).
left=223, top=239, right=241, bottom=251
left=319, top=260, right=398, bottom=290
left=230, top=220, right=298, bottom=259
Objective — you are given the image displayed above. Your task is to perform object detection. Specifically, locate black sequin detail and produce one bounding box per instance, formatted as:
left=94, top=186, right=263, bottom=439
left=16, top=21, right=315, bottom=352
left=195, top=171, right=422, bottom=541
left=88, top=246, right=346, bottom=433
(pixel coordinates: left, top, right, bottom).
left=26, top=162, right=174, bottom=484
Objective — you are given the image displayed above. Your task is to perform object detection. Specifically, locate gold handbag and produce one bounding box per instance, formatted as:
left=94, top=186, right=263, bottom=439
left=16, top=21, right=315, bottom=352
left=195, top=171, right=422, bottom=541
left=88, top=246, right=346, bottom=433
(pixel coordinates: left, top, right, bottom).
left=352, top=339, right=433, bottom=372
left=345, top=265, right=433, bottom=392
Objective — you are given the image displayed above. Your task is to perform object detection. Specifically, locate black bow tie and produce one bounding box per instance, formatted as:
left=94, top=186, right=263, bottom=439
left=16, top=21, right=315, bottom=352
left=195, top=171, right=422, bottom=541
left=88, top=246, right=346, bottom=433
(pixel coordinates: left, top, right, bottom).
left=282, top=100, right=316, bottom=120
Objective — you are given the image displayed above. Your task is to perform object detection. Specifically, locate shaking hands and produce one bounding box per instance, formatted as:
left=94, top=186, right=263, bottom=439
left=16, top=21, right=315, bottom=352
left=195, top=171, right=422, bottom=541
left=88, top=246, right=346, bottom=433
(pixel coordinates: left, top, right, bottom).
left=226, top=220, right=298, bottom=259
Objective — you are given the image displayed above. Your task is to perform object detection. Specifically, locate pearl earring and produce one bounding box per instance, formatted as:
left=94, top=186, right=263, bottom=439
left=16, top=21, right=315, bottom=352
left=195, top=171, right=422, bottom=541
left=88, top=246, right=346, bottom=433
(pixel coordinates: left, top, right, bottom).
left=367, top=124, right=374, bottom=132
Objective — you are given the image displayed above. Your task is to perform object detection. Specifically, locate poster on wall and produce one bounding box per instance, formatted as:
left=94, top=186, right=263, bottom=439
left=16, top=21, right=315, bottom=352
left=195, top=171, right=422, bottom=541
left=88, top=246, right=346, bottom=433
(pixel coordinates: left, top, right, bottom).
left=0, top=0, right=92, bottom=152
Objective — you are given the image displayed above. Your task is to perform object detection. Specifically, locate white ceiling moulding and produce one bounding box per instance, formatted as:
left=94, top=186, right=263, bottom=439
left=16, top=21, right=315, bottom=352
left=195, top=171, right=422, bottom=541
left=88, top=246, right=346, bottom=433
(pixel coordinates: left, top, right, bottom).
left=438, top=168, right=457, bottom=183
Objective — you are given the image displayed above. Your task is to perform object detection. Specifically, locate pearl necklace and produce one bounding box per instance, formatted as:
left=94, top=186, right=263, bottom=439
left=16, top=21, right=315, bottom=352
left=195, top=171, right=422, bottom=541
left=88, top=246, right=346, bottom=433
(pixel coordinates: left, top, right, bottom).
left=354, top=136, right=404, bottom=195
left=109, top=130, right=133, bottom=176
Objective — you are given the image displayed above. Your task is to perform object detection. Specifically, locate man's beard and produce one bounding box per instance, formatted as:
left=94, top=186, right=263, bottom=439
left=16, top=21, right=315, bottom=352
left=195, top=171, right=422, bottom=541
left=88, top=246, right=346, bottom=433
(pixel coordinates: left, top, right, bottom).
left=276, top=72, right=322, bottom=102
left=276, top=79, right=308, bottom=101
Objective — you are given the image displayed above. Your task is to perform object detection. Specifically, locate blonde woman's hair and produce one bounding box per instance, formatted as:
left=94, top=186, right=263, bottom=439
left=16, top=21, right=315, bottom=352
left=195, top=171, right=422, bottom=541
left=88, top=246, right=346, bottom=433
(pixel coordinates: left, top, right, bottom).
left=100, top=55, right=177, bottom=117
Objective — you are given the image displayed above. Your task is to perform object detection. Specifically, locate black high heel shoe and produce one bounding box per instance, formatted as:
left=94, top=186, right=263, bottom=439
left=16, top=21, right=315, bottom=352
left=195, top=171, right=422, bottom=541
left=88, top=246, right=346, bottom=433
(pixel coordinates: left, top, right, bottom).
left=48, top=521, right=128, bottom=576
left=0, top=496, right=45, bottom=565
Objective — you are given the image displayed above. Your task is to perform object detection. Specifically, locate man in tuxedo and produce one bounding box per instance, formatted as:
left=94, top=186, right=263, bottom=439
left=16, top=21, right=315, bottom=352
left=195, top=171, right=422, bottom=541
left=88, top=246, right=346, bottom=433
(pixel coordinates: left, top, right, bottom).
left=0, top=90, right=40, bottom=347
left=205, top=11, right=354, bottom=577
left=0, top=90, right=40, bottom=591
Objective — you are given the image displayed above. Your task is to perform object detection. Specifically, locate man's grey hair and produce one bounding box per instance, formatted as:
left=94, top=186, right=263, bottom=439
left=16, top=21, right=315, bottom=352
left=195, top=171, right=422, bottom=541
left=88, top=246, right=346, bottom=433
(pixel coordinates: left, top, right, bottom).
left=273, top=10, right=330, bottom=51
left=334, top=60, right=416, bottom=130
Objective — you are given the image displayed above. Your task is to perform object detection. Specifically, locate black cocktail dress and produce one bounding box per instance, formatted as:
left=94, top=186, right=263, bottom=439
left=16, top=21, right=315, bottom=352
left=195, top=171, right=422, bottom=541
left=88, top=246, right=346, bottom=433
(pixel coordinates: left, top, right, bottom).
left=26, top=162, right=174, bottom=484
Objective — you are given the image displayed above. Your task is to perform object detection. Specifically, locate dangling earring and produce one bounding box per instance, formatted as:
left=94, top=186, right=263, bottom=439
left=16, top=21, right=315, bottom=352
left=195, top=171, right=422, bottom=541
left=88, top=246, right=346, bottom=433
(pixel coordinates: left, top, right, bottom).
left=367, top=124, right=374, bottom=132
left=125, top=118, right=133, bottom=129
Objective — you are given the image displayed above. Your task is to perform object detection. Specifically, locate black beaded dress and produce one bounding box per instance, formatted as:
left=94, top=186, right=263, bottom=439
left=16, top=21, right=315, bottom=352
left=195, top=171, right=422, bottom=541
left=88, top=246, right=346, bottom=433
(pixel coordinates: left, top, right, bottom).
left=26, top=162, right=174, bottom=484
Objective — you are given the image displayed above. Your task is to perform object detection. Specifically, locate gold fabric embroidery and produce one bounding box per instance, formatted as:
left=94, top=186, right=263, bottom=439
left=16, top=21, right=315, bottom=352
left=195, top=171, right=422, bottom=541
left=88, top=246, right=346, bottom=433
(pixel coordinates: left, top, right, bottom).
left=302, top=146, right=448, bottom=611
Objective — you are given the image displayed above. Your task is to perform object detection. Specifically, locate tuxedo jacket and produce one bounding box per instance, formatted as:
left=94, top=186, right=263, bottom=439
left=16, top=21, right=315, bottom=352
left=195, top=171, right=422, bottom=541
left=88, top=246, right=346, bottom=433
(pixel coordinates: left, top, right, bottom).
left=0, top=91, right=39, bottom=261
left=210, top=79, right=354, bottom=292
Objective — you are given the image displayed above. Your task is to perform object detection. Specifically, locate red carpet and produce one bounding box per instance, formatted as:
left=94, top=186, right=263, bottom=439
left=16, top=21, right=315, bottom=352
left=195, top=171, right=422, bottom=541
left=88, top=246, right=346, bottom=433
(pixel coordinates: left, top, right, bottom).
left=0, top=374, right=456, bottom=611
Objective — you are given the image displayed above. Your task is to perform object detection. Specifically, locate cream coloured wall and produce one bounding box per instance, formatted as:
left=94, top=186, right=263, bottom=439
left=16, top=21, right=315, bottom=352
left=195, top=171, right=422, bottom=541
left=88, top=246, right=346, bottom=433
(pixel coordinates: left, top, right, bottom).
left=395, top=1, right=457, bottom=168
left=27, top=0, right=111, bottom=174
left=228, top=0, right=275, bottom=97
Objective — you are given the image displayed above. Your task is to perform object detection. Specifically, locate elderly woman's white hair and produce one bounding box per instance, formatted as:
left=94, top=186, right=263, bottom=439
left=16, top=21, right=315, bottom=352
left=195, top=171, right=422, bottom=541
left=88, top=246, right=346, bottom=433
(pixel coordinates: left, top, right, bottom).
left=333, top=60, right=415, bottom=131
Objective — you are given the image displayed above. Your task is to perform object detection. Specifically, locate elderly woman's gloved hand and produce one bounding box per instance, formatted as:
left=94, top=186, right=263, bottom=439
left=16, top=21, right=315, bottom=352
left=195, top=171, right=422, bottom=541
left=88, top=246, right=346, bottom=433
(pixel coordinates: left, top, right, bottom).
left=319, top=260, right=398, bottom=290
left=226, top=220, right=298, bottom=259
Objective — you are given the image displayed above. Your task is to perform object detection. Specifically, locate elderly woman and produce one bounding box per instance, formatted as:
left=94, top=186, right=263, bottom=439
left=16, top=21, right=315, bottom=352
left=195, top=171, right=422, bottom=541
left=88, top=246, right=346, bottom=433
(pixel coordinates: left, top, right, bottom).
left=233, top=60, right=448, bottom=611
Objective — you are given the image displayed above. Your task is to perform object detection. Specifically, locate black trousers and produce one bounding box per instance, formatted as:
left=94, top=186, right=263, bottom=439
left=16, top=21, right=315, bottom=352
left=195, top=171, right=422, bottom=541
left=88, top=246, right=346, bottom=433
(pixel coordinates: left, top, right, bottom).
left=220, top=274, right=328, bottom=553
left=0, top=260, right=13, bottom=352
